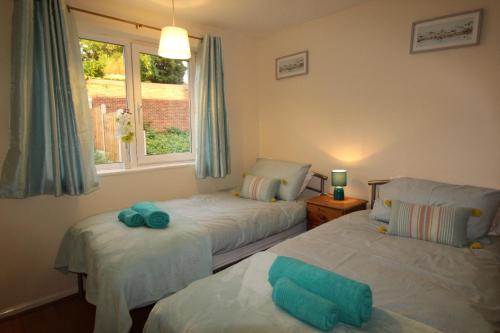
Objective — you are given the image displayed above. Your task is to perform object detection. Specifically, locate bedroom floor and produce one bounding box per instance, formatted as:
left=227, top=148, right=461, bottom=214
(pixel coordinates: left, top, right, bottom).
left=0, top=295, right=152, bottom=333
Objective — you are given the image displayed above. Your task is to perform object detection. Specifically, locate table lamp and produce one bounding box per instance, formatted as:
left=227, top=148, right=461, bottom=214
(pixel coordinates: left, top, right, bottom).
left=331, top=170, right=347, bottom=200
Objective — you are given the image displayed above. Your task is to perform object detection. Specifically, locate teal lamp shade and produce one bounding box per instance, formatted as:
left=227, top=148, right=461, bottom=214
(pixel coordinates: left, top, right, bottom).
left=331, top=170, right=347, bottom=200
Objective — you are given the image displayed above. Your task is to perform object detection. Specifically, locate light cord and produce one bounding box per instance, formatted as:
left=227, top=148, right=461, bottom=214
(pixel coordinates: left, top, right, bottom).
left=171, top=0, right=175, bottom=26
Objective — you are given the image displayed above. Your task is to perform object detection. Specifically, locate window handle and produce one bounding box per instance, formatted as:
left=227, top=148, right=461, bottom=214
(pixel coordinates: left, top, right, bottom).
left=136, top=104, right=142, bottom=126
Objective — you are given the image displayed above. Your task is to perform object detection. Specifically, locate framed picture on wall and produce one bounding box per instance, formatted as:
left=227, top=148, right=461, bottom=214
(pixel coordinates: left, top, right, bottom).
left=275, top=51, right=308, bottom=80
left=410, top=9, right=483, bottom=54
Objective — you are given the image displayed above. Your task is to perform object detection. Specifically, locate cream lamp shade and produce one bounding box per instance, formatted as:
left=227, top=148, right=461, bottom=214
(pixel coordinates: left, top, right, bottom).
left=158, top=26, right=191, bottom=60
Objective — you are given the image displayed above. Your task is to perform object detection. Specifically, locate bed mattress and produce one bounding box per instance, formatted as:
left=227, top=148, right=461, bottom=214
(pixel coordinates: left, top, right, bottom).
left=145, top=210, right=500, bottom=333
left=162, top=191, right=306, bottom=254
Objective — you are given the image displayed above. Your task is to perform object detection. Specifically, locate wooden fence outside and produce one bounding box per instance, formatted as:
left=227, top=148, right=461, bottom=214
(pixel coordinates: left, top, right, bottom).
left=92, top=104, right=121, bottom=162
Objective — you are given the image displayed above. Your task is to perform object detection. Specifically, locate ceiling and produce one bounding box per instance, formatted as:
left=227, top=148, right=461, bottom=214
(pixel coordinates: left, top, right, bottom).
left=69, top=0, right=369, bottom=36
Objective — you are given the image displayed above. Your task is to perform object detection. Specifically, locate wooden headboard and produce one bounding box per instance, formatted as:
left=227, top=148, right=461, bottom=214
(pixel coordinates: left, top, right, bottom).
left=368, top=179, right=390, bottom=208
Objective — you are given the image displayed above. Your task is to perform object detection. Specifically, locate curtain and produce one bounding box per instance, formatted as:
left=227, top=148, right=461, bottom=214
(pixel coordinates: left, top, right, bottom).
left=0, top=0, right=98, bottom=198
left=194, top=34, right=230, bottom=179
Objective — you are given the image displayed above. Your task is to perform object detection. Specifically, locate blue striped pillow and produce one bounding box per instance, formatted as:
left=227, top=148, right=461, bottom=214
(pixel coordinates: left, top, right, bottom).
left=388, top=200, right=471, bottom=247
left=240, top=175, right=280, bottom=202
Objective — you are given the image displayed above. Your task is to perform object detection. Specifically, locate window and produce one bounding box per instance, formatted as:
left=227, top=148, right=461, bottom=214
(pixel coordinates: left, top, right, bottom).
left=132, top=44, right=193, bottom=165
left=79, top=35, right=194, bottom=172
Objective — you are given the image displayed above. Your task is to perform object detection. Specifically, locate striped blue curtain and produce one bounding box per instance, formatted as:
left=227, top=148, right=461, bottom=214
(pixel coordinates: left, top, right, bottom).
left=194, top=34, right=230, bottom=179
left=0, top=0, right=99, bottom=198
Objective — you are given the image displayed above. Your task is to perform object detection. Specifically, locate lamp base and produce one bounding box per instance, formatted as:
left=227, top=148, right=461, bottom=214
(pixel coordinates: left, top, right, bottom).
left=333, top=187, right=344, bottom=200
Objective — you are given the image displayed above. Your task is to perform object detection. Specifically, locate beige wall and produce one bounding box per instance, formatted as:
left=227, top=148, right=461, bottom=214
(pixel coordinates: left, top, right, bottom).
left=0, top=0, right=259, bottom=313
left=257, top=0, right=500, bottom=199
left=2, top=0, right=500, bottom=315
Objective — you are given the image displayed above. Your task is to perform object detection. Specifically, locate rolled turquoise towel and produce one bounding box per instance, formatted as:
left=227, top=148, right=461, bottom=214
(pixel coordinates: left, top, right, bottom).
left=118, top=209, right=144, bottom=227
left=269, top=256, right=372, bottom=327
left=272, top=277, right=339, bottom=331
left=131, top=202, right=169, bottom=229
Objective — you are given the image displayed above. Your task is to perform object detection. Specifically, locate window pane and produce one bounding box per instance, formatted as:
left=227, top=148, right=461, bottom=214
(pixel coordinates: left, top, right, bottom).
left=80, top=38, right=127, bottom=165
left=139, top=53, right=191, bottom=156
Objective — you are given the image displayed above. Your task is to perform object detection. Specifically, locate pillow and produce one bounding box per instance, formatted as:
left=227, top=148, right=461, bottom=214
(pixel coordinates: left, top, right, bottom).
left=389, top=200, right=471, bottom=247
left=249, top=158, right=311, bottom=201
left=240, top=174, right=280, bottom=202
left=379, top=177, right=439, bottom=205
left=428, top=184, right=500, bottom=241
left=368, top=199, right=390, bottom=223
left=373, top=177, right=439, bottom=222
left=298, top=171, right=314, bottom=195
left=489, top=208, right=500, bottom=235
left=378, top=177, right=500, bottom=241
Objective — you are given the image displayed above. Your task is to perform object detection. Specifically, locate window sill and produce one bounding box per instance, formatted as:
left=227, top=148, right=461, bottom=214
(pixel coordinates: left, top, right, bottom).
left=97, top=161, right=195, bottom=177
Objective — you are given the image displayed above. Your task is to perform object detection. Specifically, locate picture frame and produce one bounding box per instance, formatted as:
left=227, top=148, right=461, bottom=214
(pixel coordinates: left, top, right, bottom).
left=410, top=9, right=483, bottom=54
left=275, top=51, right=308, bottom=80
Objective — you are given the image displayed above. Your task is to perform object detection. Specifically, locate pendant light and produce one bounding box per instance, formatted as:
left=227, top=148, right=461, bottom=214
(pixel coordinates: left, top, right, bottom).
left=158, top=0, right=191, bottom=59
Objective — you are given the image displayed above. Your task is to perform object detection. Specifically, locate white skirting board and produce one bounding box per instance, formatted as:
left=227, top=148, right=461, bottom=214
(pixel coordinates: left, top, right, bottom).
left=0, top=287, right=78, bottom=320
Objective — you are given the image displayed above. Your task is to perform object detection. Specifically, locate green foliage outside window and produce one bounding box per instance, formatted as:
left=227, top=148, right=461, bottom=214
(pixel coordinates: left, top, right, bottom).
left=80, top=38, right=187, bottom=84
left=140, top=54, right=187, bottom=84
left=144, top=123, right=190, bottom=155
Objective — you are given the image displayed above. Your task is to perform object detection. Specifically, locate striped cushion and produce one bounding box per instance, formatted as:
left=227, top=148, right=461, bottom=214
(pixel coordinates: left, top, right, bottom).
left=240, top=175, right=280, bottom=202
left=389, top=200, right=471, bottom=247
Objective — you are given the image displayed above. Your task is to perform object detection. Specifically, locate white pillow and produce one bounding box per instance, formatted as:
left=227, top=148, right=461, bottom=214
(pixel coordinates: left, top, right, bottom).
left=250, top=158, right=311, bottom=201
left=489, top=208, right=500, bottom=236
left=298, top=171, right=314, bottom=195
left=377, top=177, right=500, bottom=241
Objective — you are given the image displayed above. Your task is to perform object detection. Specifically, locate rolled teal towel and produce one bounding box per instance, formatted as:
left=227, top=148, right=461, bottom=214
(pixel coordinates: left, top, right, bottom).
left=118, top=209, right=144, bottom=227
left=269, top=256, right=372, bottom=327
left=131, top=202, right=169, bottom=229
left=272, top=277, right=339, bottom=331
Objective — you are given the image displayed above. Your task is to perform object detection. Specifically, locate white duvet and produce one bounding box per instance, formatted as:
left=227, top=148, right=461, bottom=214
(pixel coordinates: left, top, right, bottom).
left=55, top=191, right=306, bottom=333
left=269, top=210, right=500, bottom=332
left=163, top=192, right=306, bottom=254
left=145, top=210, right=500, bottom=333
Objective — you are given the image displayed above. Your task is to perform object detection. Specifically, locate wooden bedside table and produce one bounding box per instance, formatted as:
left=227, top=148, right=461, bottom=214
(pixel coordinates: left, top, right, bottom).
left=306, top=195, right=368, bottom=230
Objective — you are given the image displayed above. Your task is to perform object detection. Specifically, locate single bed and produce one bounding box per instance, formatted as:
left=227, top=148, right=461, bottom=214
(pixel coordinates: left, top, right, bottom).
left=144, top=180, right=500, bottom=333
left=54, top=159, right=326, bottom=333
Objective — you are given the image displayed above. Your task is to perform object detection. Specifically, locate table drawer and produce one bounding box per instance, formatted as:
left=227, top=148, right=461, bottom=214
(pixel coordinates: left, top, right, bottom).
left=307, top=204, right=342, bottom=225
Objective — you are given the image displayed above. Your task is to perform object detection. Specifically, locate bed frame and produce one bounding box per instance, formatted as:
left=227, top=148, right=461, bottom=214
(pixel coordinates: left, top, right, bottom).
left=76, top=172, right=329, bottom=298
left=306, top=172, right=328, bottom=195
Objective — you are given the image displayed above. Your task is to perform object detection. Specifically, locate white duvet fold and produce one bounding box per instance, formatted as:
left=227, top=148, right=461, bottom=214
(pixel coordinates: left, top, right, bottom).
left=55, top=209, right=212, bottom=333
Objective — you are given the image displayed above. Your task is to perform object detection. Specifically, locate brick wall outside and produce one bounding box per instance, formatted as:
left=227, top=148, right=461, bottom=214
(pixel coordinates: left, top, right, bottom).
left=91, top=96, right=190, bottom=131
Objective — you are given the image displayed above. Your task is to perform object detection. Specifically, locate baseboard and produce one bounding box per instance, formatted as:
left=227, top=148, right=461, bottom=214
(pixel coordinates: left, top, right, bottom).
left=0, top=288, right=78, bottom=320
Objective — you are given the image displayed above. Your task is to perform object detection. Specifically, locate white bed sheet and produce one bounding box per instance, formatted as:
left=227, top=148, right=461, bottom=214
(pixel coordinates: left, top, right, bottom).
left=145, top=210, right=500, bottom=333
left=55, top=191, right=306, bottom=333
left=163, top=191, right=306, bottom=254
left=145, top=252, right=440, bottom=333
left=269, top=210, right=500, bottom=333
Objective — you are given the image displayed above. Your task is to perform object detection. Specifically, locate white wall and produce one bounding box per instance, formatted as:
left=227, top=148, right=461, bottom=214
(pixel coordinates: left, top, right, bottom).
left=0, top=0, right=259, bottom=313
left=257, top=0, right=500, bottom=199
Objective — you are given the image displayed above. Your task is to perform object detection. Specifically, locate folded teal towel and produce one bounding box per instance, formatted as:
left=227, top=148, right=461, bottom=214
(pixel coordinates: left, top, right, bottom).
left=131, top=202, right=169, bottom=229
left=269, top=256, right=372, bottom=327
left=118, top=209, right=144, bottom=227
left=273, top=277, right=339, bottom=331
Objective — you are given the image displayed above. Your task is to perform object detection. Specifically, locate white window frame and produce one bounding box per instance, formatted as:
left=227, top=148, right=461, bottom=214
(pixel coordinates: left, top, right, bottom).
left=78, top=32, right=196, bottom=172
left=79, top=32, right=135, bottom=172
left=131, top=43, right=196, bottom=166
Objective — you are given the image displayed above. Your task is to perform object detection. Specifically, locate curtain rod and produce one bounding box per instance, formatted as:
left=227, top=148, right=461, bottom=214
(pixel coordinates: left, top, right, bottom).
left=66, top=6, right=203, bottom=41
